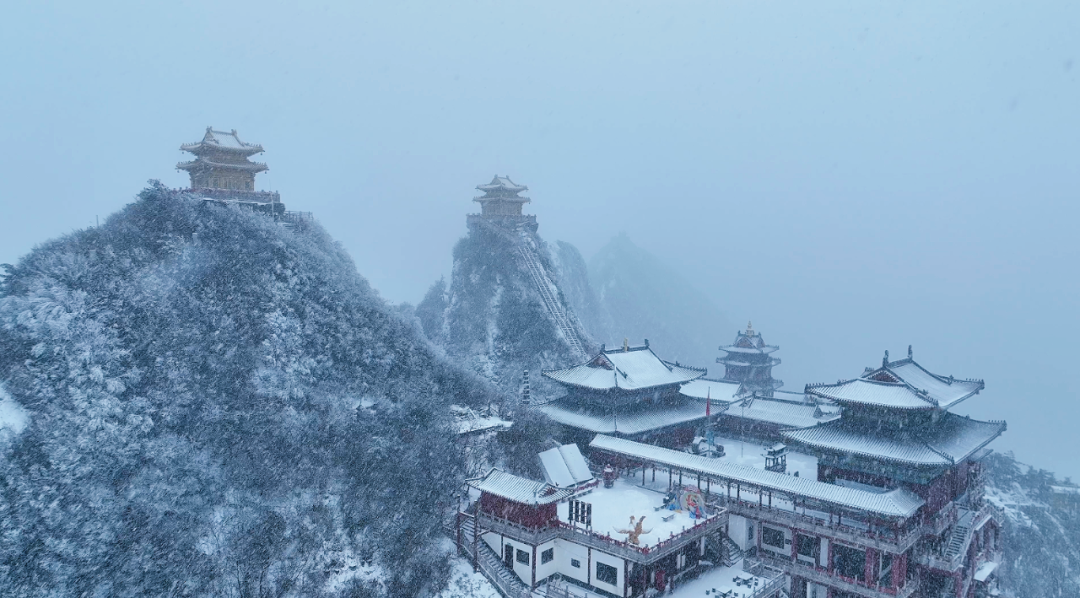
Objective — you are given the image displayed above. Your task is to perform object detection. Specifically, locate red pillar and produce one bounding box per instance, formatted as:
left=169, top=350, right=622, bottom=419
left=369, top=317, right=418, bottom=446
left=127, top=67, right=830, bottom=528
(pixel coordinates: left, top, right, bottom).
left=791, top=530, right=798, bottom=561
left=864, top=547, right=877, bottom=586
left=892, top=552, right=907, bottom=589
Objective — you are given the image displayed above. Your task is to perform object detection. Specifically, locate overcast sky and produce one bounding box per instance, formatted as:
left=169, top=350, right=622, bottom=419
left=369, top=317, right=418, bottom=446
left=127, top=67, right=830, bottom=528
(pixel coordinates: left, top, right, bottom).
left=2, top=0, right=1077, bottom=479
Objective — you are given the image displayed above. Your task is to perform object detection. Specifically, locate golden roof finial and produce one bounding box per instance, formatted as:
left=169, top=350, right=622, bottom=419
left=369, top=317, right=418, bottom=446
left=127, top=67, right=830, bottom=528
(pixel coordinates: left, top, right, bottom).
left=623, top=338, right=629, bottom=352
left=746, top=320, right=753, bottom=335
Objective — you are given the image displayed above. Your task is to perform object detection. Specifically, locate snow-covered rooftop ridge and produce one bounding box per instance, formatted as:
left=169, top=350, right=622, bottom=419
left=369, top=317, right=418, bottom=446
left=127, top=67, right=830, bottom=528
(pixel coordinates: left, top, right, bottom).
left=589, top=435, right=925, bottom=519
left=467, top=469, right=573, bottom=505
left=783, top=413, right=1006, bottom=466
left=475, top=175, right=528, bottom=197
left=807, top=350, right=984, bottom=411
left=538, top=444, right=594, bottom=488
left=535, top=396, right=715, bottom=435
left=720, top=322, right=779, bottom=354
left=727, top=396, right=840, bottom=429
left=679, top=378, right=742, bottom=401
left=543, top=344, right=706, bottom=391
left=180, top=127, right=264, bottom=154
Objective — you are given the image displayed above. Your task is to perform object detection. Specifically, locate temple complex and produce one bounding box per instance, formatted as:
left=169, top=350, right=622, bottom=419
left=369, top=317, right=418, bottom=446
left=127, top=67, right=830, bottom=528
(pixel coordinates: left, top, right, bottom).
left=456, top=345, right=1006, bottom=598
left=717, top=322, right=783, bottom=396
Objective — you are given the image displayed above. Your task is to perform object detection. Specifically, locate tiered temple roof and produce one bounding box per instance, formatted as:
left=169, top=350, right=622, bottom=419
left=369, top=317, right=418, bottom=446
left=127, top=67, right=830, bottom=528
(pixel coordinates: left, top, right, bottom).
left=177, top=127, right=269, bottom=193
left=543, top=343, right=706, bottom=392
left=535, top=395, right=718, bottom=436
left=783, top=413, right=1006, bottom=466
left=180, top=128, right=265, bottom=156
left=807, top=347, right=984, bottom=411
left=717, top=322, right=783, bottom=394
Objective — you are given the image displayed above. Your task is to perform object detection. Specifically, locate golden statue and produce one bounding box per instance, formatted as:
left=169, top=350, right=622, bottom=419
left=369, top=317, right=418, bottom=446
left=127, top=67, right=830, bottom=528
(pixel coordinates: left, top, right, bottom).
left=615, top=516, right=652, bottom=545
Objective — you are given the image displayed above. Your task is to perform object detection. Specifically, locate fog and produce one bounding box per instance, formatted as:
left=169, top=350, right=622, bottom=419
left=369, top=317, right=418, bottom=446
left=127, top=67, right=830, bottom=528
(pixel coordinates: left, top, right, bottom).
left=2, top=1, right=1077, bottom=480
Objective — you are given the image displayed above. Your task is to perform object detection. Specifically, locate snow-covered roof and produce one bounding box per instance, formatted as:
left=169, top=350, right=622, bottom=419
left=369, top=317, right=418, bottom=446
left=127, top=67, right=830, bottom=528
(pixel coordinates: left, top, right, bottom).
left=727, top=397, right=840, bottom=429
left=180, top=127, right=264, bottom=154
left=679, top=378, right=742, bottom=402
left=176, top=158, right=269, bottom=173
left=543, top=345, right=706, bottom=391
left=973, top=561, right=998, bottom=582
left=807, top=353, right=984, bottom=412
left=783, top=413, right=1006, bottom=466
left=467, top=469, right=573, bottom=505
left=589, top=435, right=925, bottom=519
left=535, top=396, right=716, bottom=435
left=869, top=358, right=984, bottom=410
left=451, top=405, right=513, bottom=436
left=720, top=323, right=779, bottom=355
left=475, top=175, right=529, bottom=199
left=538, top=444, right=594, bottom=488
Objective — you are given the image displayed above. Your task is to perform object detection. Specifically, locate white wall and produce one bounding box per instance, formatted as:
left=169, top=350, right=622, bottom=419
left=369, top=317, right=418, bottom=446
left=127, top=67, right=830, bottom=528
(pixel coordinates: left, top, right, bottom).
left=591, top=548, right=626, bottom=596
left=808, top=582, right=828, bottom=598
left=729, top=514, right=753, bottom=551
left=555, top=538, right=590, bottom=585
left=535, top=539, right=559, bottom=584
left=820, top=538, right=830, bottom=569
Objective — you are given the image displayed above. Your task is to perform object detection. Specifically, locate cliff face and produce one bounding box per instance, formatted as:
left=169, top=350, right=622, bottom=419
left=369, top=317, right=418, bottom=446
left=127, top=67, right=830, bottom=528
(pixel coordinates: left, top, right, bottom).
left=0, top=183, right=497, bottom=597
left=588, top=233, right=732, bottom=369
left=419, top=222, right=592, bottom=396
left=984, top=452, right=1080, bottom=597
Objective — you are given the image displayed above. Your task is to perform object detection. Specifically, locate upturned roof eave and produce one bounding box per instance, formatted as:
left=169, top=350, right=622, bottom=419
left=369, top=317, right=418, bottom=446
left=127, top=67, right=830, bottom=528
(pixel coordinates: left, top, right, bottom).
left=180, top=142, right=264, bottom=156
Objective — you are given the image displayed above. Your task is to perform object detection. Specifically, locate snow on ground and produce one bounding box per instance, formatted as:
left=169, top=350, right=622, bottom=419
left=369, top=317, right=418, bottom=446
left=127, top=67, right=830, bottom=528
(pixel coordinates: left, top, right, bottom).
left=709, top=434, right=818, bottom=479
left=666, top=561, right=770, bottom=598
left=536, top=561, right=769, bottom=598
left=0, top=384, right=28, bottom=435
left=560, top=479, right=718, bottom=548
left=438, top=556, right=501, bottom=598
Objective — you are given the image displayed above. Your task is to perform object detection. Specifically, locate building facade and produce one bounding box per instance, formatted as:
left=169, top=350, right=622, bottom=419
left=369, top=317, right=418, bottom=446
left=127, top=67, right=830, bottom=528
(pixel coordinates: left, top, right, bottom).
left=536, top=341, right=709, bottom=446
left=717, top=323, right=783, bottom=396
left=178, top=127, right=268, bottom=192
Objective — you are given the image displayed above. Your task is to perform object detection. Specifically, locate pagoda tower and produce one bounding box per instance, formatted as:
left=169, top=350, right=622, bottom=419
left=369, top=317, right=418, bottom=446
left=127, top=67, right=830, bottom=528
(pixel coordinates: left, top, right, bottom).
left=717, top=322, right=782, bottom=396
left=466, top=175, right=538, bottom=232
left=177, top=127, right=268, bottom=192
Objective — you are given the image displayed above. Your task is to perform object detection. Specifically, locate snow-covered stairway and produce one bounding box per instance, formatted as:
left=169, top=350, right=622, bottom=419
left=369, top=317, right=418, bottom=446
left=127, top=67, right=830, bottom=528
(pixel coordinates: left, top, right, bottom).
left=720, top=533, right=745, bottom=567
left=944, top=508, right=974, bottom=560
left=456, top=516, right=533, bottom=598
left=514, top=229, right=587, bottom=358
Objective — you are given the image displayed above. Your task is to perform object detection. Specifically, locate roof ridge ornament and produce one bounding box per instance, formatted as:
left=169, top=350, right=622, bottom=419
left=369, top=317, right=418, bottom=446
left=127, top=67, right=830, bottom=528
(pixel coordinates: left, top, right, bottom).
left=908, top=345, right=913, bottom=359
left=883, top=350, right=889, bottom=367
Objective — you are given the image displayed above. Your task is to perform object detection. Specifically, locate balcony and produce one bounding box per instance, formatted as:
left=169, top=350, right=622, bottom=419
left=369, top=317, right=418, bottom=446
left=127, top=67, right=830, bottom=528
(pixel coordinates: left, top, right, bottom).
left=749, top=552, right=919, bottom=598
left=720, top=498, right=925, bottom=554
left=473, top=508, right=728, bottom=565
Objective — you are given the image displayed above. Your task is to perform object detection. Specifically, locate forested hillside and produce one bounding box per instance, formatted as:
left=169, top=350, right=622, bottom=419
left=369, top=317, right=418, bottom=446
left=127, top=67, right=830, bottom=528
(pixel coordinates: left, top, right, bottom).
left=985, top=453, right=1080, bottom=597
left=0, top=183, right=497, bottom=597
left=418, top=223, right=591, bottom=396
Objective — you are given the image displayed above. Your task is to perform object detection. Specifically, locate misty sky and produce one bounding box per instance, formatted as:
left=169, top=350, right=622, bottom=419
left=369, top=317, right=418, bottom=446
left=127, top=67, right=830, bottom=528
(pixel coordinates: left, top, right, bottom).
left=2, top=1, right=1078, bottom=479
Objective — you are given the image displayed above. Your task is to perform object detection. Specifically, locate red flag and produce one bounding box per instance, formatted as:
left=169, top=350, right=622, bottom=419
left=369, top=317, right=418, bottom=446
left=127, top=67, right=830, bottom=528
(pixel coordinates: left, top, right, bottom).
left=706, top=387, right=711, bottom=417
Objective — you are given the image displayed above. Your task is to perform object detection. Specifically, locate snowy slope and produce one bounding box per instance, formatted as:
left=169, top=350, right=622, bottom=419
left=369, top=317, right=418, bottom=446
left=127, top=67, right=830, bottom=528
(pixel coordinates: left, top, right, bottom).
left=420, top=221, right=593, bottom=396
left=0, top=183, right=497, bottom=597
left=984, top=452, right=1080, bottom=597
